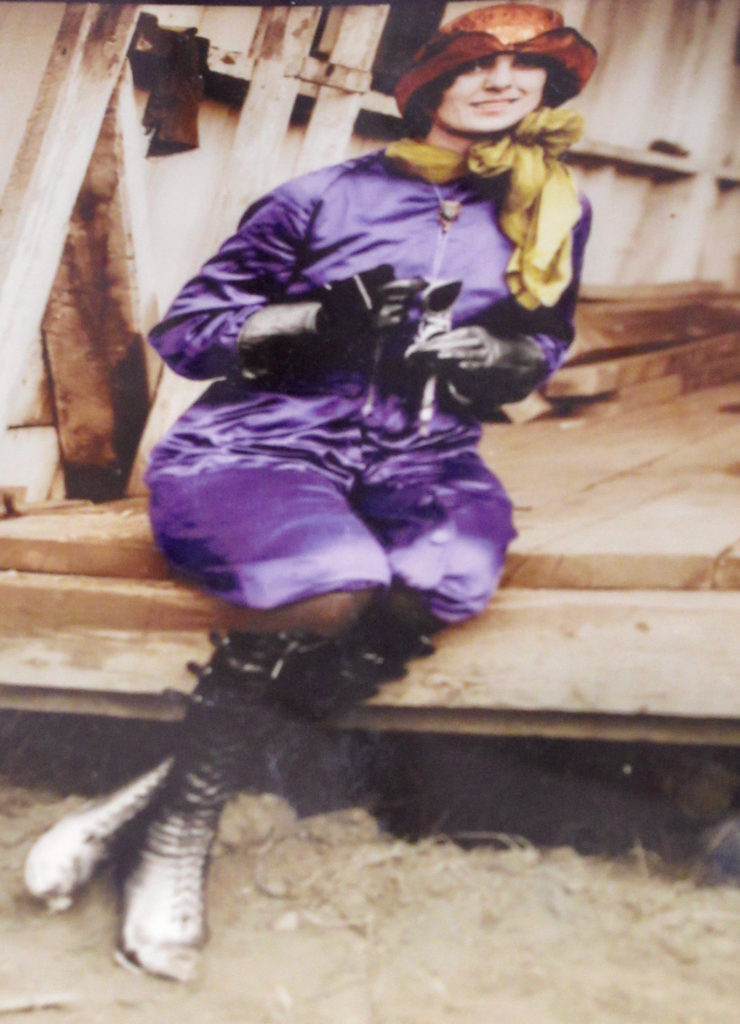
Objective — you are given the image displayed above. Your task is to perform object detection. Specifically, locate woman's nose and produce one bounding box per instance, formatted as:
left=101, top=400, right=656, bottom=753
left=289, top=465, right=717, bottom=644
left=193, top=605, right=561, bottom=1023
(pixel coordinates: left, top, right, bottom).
left=481, top=55, right=515, bottom=89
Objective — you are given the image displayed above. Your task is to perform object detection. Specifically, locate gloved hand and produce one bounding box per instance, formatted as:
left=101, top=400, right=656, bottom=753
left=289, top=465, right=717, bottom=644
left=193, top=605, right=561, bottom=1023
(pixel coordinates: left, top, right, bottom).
left=415, top=327, right=549, bottom=407
left=314, top=264, right=397, bottom=341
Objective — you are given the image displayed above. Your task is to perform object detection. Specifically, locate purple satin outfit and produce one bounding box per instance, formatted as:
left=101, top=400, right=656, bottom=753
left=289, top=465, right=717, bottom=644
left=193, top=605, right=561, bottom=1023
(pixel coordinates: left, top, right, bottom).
left=146, top=150, right=590, bottom=622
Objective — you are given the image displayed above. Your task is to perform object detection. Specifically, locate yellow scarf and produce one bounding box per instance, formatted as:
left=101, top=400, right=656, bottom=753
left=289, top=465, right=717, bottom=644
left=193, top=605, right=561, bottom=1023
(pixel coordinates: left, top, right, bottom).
left=385, top=108, right=584, bottom=310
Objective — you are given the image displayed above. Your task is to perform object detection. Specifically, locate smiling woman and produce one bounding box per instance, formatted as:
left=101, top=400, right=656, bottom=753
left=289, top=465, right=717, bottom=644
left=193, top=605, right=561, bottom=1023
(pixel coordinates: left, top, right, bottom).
left=427, top=54, right=548, bottom=148
left=23, top=2, right=599, bottom=984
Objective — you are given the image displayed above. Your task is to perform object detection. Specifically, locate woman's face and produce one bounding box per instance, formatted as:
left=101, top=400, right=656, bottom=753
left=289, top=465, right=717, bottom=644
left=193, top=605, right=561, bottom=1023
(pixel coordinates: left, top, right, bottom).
left=426, top=54, right=547, bottom=151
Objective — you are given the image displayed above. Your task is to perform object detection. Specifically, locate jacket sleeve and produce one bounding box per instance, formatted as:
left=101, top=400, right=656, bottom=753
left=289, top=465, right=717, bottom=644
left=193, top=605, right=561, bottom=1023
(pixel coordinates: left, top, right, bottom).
left=148, top=185, right=316, bottom=380
left=443, top=195, right=592, bottom=418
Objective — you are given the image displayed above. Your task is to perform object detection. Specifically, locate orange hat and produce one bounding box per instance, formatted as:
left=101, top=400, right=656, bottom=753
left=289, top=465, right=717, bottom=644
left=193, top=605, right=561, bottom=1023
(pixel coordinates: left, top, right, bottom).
left=395, top=3, right=597, bottom=115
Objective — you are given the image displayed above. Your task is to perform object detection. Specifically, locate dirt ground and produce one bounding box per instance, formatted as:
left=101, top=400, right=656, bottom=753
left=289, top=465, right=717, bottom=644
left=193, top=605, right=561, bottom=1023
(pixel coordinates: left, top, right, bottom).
left=1, top=715, right=739, bottom=1024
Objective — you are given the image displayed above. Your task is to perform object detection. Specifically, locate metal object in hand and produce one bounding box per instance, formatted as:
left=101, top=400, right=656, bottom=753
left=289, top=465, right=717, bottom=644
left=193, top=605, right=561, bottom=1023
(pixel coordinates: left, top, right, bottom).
left=405, top=280, right=462, bottom=435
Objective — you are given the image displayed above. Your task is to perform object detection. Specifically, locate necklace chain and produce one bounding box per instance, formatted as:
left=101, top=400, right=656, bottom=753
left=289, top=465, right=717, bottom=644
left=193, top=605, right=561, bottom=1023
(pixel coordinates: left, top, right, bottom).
left=430, top=184, right=462, bottom=280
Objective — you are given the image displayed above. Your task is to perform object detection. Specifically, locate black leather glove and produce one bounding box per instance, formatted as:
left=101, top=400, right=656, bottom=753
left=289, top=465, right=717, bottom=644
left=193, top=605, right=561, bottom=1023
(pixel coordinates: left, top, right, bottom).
left=314, top=264, right=396, bottom=343
left=439, top=330, right=549, bottom=414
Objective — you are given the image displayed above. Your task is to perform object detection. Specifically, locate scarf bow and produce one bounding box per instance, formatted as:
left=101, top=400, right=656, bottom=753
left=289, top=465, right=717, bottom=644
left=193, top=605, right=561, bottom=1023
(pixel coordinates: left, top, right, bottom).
left=386, top=108, right=584, bottom=310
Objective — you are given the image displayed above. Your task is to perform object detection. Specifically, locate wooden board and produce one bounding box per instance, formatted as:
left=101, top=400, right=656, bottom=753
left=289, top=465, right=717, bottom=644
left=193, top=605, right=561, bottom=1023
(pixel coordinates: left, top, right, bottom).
left=0, top=427, right=60, bottom=504
left=2, top=588, right=740, bottom=742
left=41, top=80, right=151, bottom=493
left=570, top=299, right=740, bottom=363
left=0, top=5, right=138, bottom=439
left=546, top=330, right=740, bottom=398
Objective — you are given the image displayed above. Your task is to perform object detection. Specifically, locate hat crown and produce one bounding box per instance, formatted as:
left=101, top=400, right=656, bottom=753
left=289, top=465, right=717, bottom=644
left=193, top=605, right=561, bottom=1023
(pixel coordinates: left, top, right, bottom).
left=441, top=4, right=564, bottom=47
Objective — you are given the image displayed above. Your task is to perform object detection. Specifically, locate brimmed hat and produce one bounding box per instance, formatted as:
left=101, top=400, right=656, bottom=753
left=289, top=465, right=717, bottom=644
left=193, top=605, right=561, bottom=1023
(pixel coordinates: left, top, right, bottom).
left=395, top=3, right=597, bottom=115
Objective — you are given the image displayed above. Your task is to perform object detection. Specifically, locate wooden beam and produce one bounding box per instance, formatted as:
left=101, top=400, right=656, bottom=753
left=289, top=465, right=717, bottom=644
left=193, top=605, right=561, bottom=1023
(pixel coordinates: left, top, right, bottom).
left=546, top=330, right=740, bottom=398
left=0, top=5, right=139, bottom=439
left=1, top=587, right=740, bottom=723
left=295, top=5, right=390, bottom=174
left=0, top=427, right=60, bottom=504
left=42, top=75, right=153, bottom=500
left=570, top=299, right=740, bottom=363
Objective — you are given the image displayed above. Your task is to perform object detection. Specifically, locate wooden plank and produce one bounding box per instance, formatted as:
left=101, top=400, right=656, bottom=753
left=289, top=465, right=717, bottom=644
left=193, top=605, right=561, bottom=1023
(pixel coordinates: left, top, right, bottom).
left=4, top=383, right=740, bottom=591
left=501, top=393, right=740, bottom=590
left=41, top=77, right=152, bottom=498
left=0, top=2, right=65, bottom=200
left=115, top=64, right=161, bottom=395
left=0, top=4, right=139, bottom=439
left=578, top=281, right=727, bottom=303
left=294, top=6, right=389, bottom=175
left=546, top=330, right=740, bottom=398
left=1, top=587, right=740, bottom=723
left=359, top=589, right=740, bottom=719
left=6, top=337, right=54, bottom=428
left=0, top=501, right=168, bottom=579
left=563, top=376, right=684, bottom=421
left=338, top=708, right=740, bottom=747
left=483, top=382, right=740, bottom=528
left=0, top=427, right=60, bottom=504
left=0, top=683, right=185, bottom=722
left=570, top=300, right=740, bottom=362
left=0, top=626, right=207, bottom=696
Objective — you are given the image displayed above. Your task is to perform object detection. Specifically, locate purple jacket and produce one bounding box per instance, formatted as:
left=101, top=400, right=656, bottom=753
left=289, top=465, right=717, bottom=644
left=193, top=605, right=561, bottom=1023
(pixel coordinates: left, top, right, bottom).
left=146, top=150, right=590, bottom=478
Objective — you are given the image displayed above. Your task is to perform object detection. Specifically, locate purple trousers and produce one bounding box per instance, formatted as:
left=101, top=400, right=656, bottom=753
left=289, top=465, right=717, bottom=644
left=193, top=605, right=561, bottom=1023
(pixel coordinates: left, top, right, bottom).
left=148, top=442, right=516, bottom=624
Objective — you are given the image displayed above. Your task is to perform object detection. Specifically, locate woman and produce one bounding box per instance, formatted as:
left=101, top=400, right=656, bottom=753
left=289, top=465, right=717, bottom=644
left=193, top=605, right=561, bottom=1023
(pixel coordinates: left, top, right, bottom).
left=25, top=3, right=597, bottom=981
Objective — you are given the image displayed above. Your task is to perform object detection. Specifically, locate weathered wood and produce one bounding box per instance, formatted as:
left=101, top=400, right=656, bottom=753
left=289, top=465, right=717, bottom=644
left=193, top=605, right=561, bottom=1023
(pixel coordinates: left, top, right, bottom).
left=0, top=427, right=60, bottom=504
left=485, top=380, right=740, bottom=534
left=0, top=5, right=138, bottom=439
left=570, top=299, right=740, bottom=362
left=1, top=587, right=739, bottom=722
left=295, top=6, right=389, bottom=175
left=42, top=77, right=152, bottom=499
left=337, top=707, right=740, bottom=747
left=0, top=626, right=208, bottom=696
left=0, top=684, right=185, bottom=722
left=546, top=330, right=740, bottom=398
left=6, top=337, right=54, bottom=428
left=562, top=376, right=684, bottom=420
left=0, top=501, right=167, bottom=578
left=0, top=1, right=65, bottom=199
left=578, top=281, right=727, bottom=303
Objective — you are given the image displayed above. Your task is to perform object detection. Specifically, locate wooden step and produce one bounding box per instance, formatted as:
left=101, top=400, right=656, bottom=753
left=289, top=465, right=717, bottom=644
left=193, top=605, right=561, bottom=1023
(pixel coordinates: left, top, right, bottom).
left=2, top=588, right=740, bottom=743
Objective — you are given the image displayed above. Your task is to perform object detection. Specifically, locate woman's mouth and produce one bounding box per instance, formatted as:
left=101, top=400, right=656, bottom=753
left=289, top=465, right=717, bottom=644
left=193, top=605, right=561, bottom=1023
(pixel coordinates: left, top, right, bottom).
left=472, top=97, right=519, bottom=111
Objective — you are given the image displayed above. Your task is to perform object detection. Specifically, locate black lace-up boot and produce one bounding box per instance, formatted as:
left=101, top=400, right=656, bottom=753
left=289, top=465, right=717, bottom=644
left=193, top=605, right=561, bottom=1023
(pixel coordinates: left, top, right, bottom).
left=116, top=619, right=435, bottom=981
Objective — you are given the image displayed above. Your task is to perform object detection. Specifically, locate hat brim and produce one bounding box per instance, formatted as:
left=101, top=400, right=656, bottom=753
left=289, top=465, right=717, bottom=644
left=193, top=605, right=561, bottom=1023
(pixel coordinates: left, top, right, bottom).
left=395, top=28, right=597, bottom=115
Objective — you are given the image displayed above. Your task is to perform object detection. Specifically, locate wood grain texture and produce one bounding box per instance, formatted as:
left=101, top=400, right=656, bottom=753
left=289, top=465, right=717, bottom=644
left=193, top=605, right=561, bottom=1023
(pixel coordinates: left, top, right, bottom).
left=0, top=427, right=59, bottom=503
left=546, top=331, right=740, bottom=398
left=1, top=588, right=739, bottom=721
left=0, top=5, right=138, bottom=438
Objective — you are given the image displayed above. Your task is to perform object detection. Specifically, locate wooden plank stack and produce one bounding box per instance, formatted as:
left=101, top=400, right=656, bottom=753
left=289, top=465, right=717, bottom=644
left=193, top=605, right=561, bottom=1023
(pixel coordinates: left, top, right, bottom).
left=542, top=284, right=740, bottom=419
